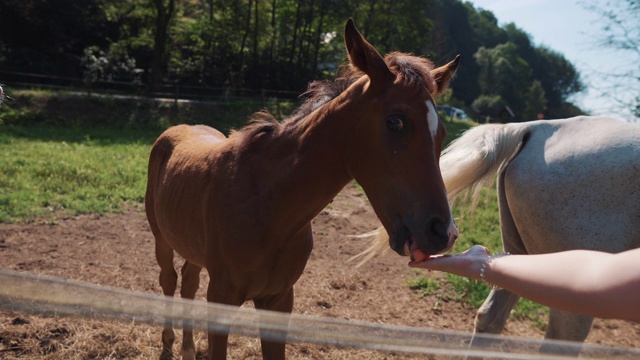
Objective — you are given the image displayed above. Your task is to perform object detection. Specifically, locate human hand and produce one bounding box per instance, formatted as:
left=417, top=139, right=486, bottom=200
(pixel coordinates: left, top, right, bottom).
left=408, top=244, right=491, bottom=280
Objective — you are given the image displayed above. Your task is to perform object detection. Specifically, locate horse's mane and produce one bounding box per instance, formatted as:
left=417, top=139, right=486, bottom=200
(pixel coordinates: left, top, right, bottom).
left=230, top=52, right=437, bottom=139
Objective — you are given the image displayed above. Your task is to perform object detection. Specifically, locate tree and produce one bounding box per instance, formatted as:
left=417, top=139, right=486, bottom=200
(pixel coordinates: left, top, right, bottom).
left=522, top=80, right=547, bottom=121
left=429, top=1, right=495, bottom=106
left=0, top=0, right=116, bottom=77
left=471, top=94, right=506, bottom=123
left=474, top=42, right=532, bottom=118
left=0, top=0, right=590, bottom=113
left=150, top=0, right=176, bottom=88
left=582, top=0, right=640, bottom=119
left=531, top=47, right=584, bottom=118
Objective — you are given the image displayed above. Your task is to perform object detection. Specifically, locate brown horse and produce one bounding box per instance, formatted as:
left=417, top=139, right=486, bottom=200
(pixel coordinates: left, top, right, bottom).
left=145, top=19, right=459, bottom=360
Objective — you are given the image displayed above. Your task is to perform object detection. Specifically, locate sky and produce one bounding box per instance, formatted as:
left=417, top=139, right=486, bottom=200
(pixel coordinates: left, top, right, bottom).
left=467, top=0, right=635, bottom=120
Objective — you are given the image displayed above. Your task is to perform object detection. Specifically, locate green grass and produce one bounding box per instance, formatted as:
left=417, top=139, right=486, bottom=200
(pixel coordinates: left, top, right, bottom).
left=406, top=272, right=441, bottom=296
left=0, top=126, right=155, bottom=222
left=1, top=89, right=299, bottom=132
left=0, top=89, right=298, bottom=222
left=442, top=116, right=475, bottom=147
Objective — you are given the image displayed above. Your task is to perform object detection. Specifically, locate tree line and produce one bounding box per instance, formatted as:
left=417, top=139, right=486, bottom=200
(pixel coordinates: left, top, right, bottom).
left=0, top=0, right=587, bottom=122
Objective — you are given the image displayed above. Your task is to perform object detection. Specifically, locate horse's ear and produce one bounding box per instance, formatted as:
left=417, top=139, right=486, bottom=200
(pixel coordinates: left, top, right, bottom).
left=344, top=18, right=394, bottom=89
left=431, top=55, right=460, bottom=95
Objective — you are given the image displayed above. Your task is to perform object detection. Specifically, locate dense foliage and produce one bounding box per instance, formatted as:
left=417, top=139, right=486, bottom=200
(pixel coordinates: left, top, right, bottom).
left=0, top=0, right=587, bottom=121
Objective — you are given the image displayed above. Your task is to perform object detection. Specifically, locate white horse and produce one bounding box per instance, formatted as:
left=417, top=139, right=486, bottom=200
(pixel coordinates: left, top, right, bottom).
left=365, top=115, right=640, bottom=352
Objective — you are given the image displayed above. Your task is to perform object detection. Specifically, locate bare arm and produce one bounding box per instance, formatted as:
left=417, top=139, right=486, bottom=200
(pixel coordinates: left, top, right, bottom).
left=409, top=245, right=640, bottom=323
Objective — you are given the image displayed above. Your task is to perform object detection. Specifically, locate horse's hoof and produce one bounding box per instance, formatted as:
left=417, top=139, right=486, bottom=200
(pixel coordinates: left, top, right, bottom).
left=159, top=348, right=173, bottom=360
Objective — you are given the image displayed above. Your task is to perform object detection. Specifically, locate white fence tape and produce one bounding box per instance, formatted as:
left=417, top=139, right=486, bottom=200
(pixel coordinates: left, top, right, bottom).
left=1, top=269, right=638, bottom=359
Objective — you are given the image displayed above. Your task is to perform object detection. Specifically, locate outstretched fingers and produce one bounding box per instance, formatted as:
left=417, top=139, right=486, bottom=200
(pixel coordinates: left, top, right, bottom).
left=408, top=245, right=491, bottom=280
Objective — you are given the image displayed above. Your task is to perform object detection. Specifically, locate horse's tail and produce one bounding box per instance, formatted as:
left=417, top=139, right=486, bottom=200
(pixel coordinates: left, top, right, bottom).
left=441, top=122, right=529, bottom=205
left=351, top=122, right=530, bottom=266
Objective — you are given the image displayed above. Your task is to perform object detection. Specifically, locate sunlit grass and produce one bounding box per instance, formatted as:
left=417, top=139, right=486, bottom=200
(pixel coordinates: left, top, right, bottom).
left=0, top=90, right=298, bottom=223
left=0, top=127, right=154, bottom=222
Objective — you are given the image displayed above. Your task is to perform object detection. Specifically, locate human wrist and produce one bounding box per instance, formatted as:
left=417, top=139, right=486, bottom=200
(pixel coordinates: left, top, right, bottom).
left=479, top=251, right=510, bottom=289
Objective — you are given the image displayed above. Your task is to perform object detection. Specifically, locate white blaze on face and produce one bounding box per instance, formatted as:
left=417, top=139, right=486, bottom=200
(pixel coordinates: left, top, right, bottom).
left=427, top=100, right=459, bottom=249
left=426, top=100, right=439, bottom=142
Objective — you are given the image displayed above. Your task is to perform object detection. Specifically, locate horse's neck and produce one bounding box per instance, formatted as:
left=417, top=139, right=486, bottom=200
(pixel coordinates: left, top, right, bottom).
left=260, top=96, right=358, bottom=229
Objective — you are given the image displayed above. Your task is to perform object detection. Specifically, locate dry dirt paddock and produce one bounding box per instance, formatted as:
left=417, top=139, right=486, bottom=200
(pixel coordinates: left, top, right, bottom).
left=1, top=183, right=638, bottom=359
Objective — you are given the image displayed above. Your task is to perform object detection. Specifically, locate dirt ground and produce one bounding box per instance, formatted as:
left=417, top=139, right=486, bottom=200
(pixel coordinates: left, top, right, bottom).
left=0, top=183, right=638, bottom=359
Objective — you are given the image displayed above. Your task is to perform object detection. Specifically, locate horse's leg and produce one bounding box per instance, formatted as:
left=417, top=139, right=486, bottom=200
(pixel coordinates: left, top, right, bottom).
left=540, top=310, right=594, bottom=355
left=206, top=280, right=244, bottom=360
left=180, top=261, right=202, bottom=360
left=475, top=289, right=520, bottom=334
left=468, top=166, right=527, bottom=358
left=466, top=289, right=521, bottom=360
left=154, top=235, right=178, bottom=360
left=253, top=288, right=294, bottom=360
left=253, top=225, right=312, bottom=360
left=475, top=165, right=528, bottom=334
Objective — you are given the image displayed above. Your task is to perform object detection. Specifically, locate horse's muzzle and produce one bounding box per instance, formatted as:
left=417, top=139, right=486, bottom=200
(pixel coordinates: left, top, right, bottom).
left=390, top=218, right=458, bottom=257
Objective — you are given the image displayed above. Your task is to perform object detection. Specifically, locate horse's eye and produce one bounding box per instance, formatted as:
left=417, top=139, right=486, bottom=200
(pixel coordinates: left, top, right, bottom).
left=386, top=116, right=404, bottom=131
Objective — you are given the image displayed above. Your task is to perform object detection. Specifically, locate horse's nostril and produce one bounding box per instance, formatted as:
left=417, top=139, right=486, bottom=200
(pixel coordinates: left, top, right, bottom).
left=429, top=217, right=449, bottom=240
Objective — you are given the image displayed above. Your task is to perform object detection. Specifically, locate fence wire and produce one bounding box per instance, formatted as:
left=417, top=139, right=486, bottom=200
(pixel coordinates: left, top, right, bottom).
left=1, top=269, right=638, bottom=359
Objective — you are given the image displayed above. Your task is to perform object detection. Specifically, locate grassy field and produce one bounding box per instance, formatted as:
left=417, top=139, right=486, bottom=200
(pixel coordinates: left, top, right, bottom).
left=0, top=90, right=545, bottom=322
left=0, top=126, right=153, bottom=222
left=0, top=89, right=298, bottom=222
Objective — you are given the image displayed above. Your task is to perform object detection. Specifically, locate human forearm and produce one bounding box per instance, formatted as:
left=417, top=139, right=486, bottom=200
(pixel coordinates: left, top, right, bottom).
left=410, top=246, right=640, bottom=322
left=481, top=249, right=640, bottom=321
